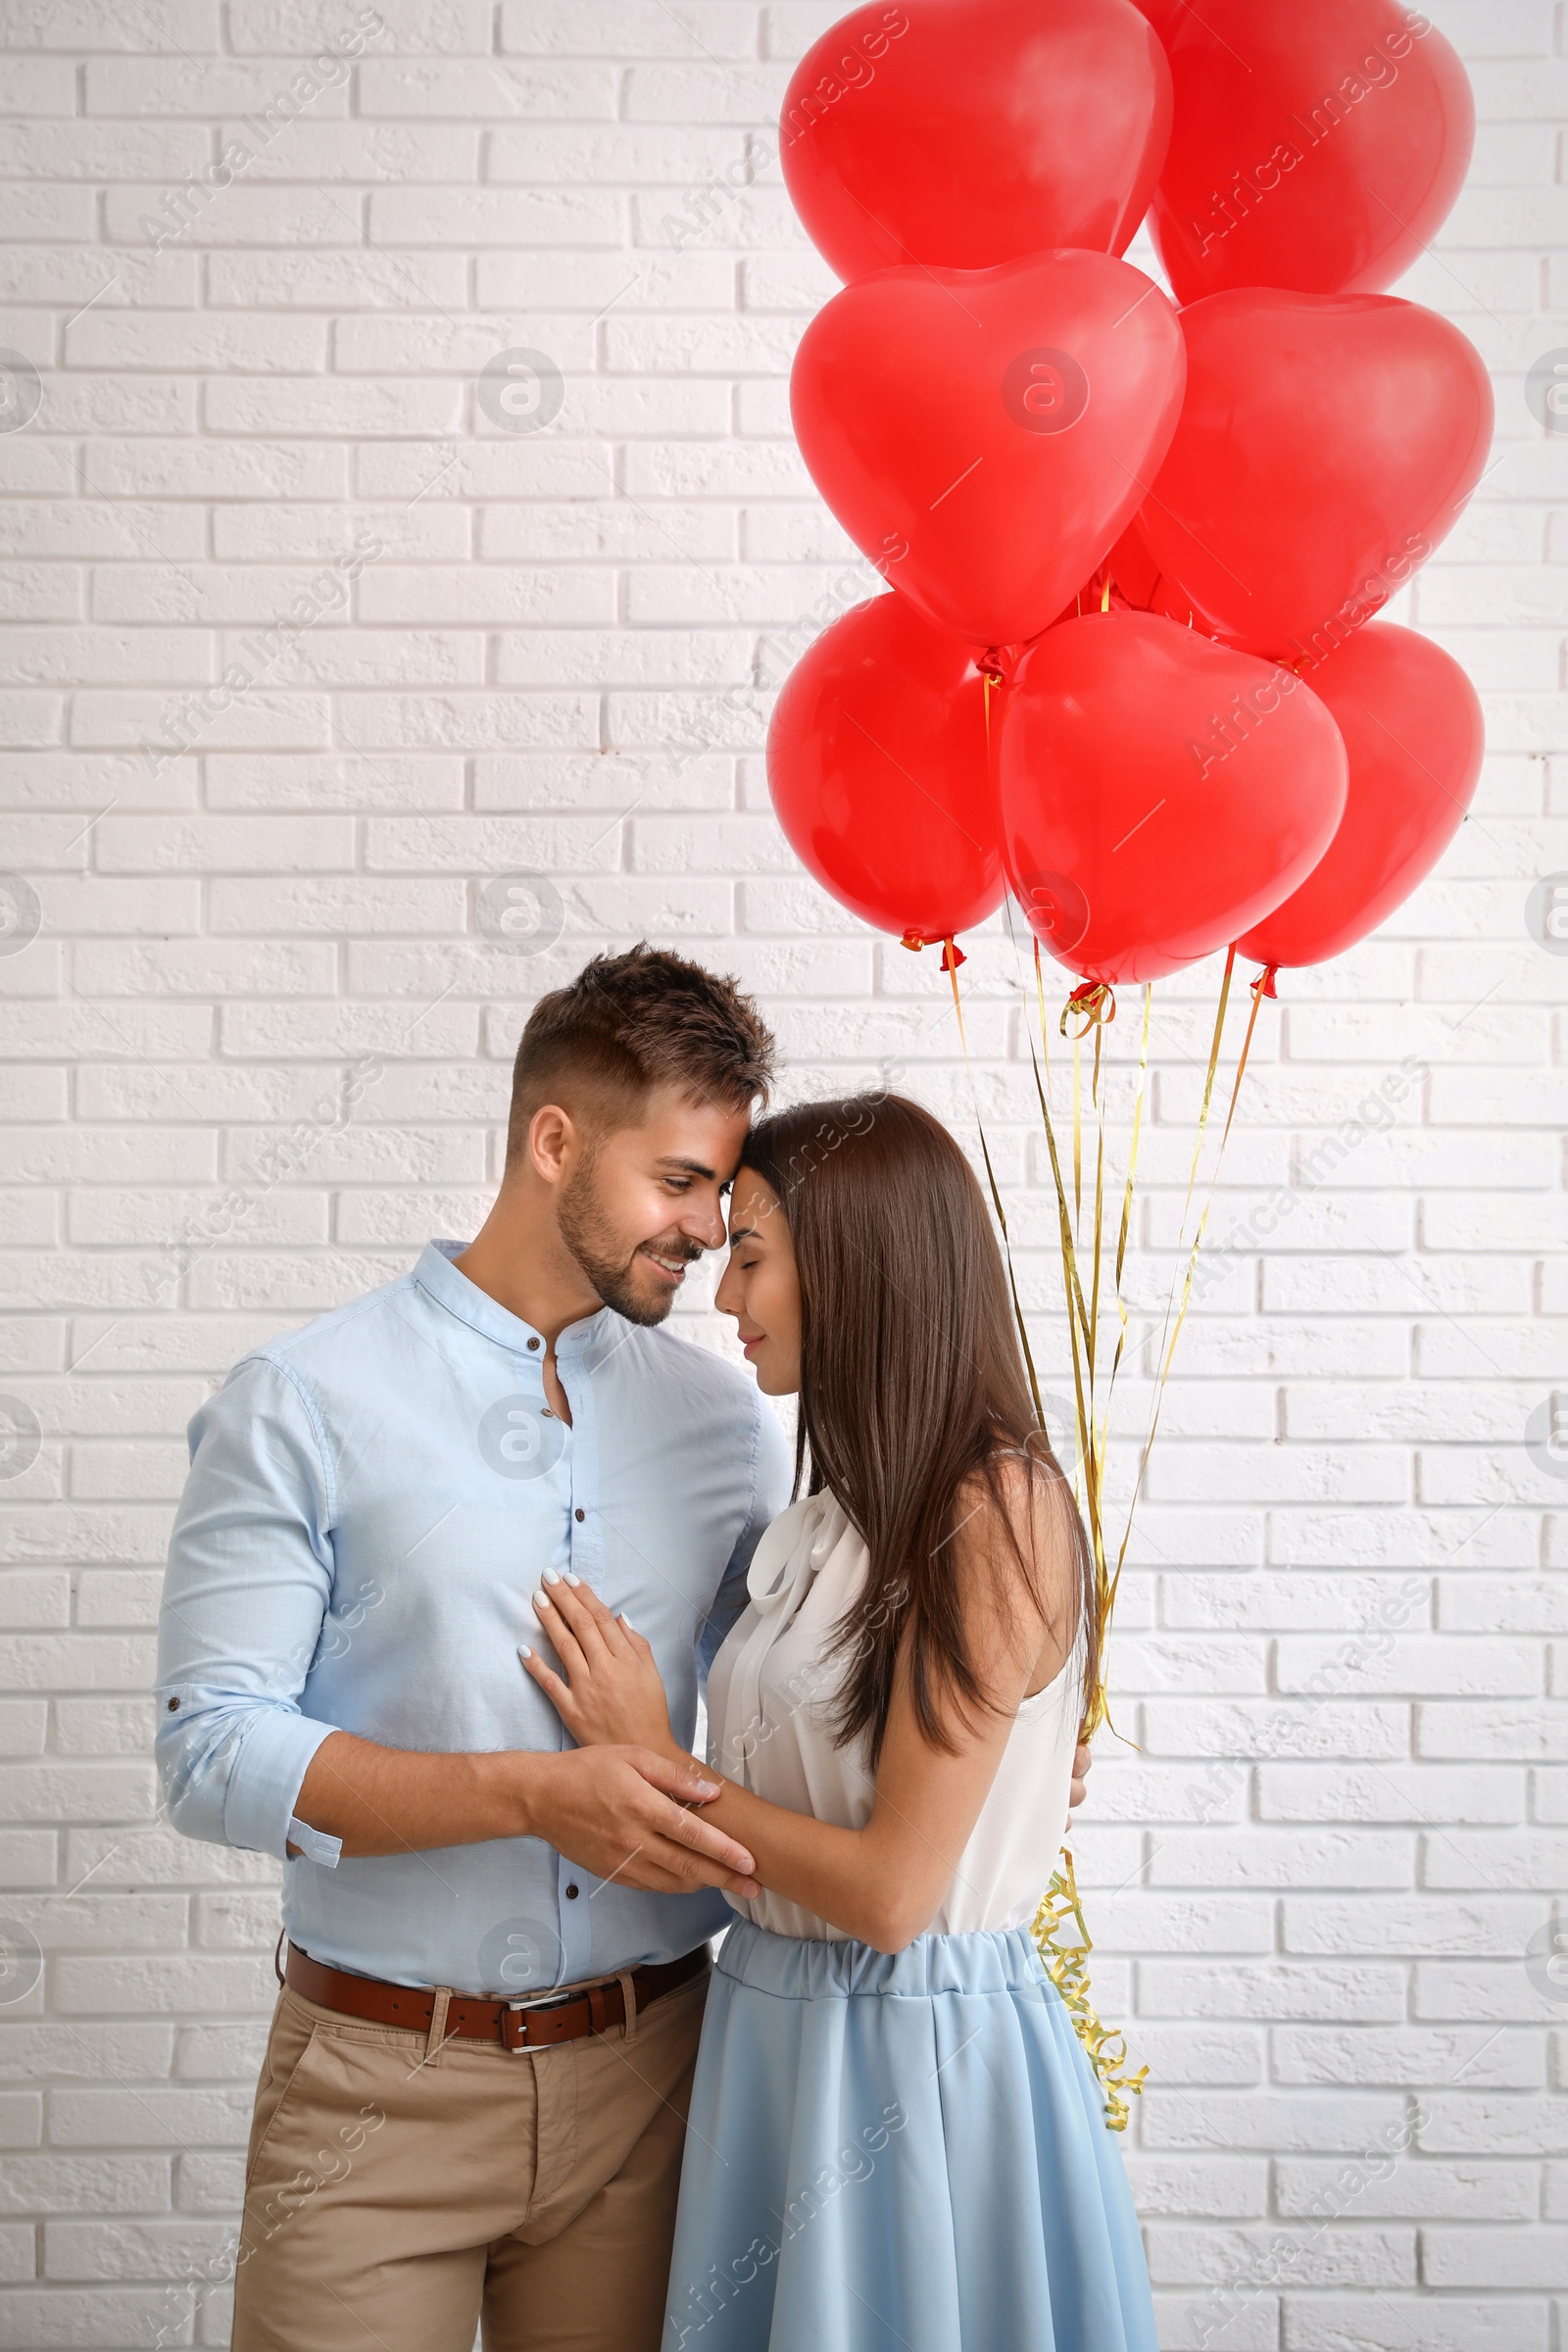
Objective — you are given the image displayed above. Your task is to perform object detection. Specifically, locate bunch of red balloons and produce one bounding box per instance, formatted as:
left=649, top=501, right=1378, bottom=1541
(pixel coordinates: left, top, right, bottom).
left=765, top=0, right=1492, bottom=988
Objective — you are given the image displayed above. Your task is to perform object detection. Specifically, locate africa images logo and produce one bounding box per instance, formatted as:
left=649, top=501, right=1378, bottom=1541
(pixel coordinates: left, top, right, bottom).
left=478, top=1396, right=566, bottom=1482
left=477, top=350, right=564, bottom=435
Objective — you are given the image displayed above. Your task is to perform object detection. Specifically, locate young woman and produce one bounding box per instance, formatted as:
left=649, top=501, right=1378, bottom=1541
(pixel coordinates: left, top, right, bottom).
left=520, top=1095, right=1157, bottom=2352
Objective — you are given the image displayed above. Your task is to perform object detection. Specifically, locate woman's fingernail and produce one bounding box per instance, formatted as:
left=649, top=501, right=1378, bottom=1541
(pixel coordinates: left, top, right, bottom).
left=518, top=1644, right=533, bottom=1660
left=619, top=1612, right=636, bottom=1632
left=693, top=1779, right=719, bottom=1798
left=564, top=1572, right=581, bottom=1587
left=543, top=1568, right=562, bottom=1586
left=533, top=1590, right=550, bottom=1611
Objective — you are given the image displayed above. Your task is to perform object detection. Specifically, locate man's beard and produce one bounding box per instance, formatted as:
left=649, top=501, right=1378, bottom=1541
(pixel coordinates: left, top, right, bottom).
left=556, top=1163, right=701, bottom=1327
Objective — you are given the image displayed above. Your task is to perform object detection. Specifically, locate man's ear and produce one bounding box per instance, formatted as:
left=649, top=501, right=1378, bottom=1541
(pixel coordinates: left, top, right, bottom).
left=525, top=1102, right=581, bottom=1187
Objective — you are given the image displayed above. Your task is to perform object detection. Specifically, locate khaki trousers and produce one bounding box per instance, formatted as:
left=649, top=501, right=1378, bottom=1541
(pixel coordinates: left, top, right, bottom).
left=229, top=1960, right=709, bottom=2352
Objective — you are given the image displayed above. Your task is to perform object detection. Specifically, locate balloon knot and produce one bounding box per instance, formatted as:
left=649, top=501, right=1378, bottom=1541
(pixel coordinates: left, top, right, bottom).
left=1060, top=980, right=1115, bottom=1038
left=940, top=938, right=966, bottom=973
left=901, top=930, right=926, bottom=954
left=1250, top=966, right=1279, bottom=1001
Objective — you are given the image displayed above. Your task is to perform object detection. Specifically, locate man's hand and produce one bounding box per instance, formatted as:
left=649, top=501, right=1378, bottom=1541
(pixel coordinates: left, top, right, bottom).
left=526, top=1745, right=761, bottom=1899
left=290, top=1727, right=758, bottom=1894
left=1066, top=1739, right=1092, bottom=1830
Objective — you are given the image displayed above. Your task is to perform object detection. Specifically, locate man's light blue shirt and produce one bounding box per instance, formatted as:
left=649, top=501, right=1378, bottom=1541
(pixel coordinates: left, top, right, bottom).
left=156, top=1241, right=793, bottom=1997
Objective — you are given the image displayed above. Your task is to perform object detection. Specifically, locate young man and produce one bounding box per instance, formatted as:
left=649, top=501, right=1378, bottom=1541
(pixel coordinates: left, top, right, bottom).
left=158, top=947, right=792, bottom=2352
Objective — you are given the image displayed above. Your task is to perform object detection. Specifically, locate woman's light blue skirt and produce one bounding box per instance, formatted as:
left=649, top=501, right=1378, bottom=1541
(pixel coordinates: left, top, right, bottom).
left=663, top=1920, right=1158, bottom=2351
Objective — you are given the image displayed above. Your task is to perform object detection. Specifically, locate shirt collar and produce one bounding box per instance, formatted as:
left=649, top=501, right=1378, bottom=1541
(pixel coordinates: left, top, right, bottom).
left=413, top=1239, right=618, bottom=1367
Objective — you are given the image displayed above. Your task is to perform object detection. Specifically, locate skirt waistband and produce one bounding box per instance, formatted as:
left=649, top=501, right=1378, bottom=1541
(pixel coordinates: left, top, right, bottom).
left=713, top=1919, right=1051, bottom=2001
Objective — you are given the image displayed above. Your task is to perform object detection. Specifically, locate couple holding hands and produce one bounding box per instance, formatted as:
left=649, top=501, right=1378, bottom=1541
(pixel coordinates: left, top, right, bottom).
left=157, top=945, right=1156, bottom=2351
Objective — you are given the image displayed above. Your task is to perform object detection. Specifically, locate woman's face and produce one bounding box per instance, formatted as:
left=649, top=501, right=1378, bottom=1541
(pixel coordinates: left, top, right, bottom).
left=714, top=1169, right=802, bottom=1396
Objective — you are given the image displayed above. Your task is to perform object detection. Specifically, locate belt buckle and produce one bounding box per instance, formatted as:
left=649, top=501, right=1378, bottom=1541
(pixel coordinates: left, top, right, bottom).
left=503, top=1985, right=575, bottom=2053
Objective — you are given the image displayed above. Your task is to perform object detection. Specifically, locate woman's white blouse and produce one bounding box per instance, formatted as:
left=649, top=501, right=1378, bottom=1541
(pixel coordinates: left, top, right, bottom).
left=705, top=1490, right=1081, bottom=1941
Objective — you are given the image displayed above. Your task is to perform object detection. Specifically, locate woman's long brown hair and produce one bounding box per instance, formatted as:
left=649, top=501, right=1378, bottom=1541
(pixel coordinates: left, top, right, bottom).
left=739, top=1092, right=1097, bottom=1766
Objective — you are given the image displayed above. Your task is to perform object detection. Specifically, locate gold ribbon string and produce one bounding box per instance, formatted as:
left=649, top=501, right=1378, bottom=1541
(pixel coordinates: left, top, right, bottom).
left=1025, top=949, right=1245, bottom=1740
left=946, top=942, right=1045, bottom=1424
left=1085, top=1023, right=1107, bottom=1428
left=1083, top=988, right=1154, bottom=1679
left=1134, top=945, right=1235, bottom=1424
left=1083, top=997, right=1157, bottom=1738
left=1007, top=928, right=1147, bottom=2126
left=1218, top=957, right=1271, bottom=1156
left=1025, top=941, right=1114, bottom=1738
left=1111, top=945, right=1270, bottom=1587
left=1026, top=942, right=1096, bottom=1437
left=1032, top=1848, right=1148, bottom=2132
left=1072, top=1021, right=1083, bottom=1239
left=1065, top=978, right=1116, bottom=1267
left=1104, top=984, right=1152, bottom=1425
left=1118, top=947, right=1236, bottom=1508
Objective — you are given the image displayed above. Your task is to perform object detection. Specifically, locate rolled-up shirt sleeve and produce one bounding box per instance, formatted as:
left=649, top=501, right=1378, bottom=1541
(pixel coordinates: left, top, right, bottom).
left=156, top=1354, right=339, bottom=1860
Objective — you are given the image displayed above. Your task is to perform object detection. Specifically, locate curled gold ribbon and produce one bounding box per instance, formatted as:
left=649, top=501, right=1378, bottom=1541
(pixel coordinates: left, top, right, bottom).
left=1033, top=1848, right=1148, bottom=2132
left=1060, top=978, right=1116, bottom=1040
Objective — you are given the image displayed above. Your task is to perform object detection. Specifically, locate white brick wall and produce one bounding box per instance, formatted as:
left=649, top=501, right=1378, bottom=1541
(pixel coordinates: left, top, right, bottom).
left=0, top=1, right=1562, bottom=2343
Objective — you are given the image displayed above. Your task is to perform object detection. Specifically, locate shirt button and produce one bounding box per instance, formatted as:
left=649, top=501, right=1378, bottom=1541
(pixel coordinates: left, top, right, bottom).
left=564, top=1884, right=579, bottom=1900
left=166, top=1697, right=179, bottom=1713
left=574, top=1508, right=585, bottom=1523
left=526, top=1337, right=540, bottom=1351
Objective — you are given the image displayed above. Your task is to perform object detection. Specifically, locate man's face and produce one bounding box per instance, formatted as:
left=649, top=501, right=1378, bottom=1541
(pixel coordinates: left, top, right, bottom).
left=556, top=1086, right=754, bottom=1326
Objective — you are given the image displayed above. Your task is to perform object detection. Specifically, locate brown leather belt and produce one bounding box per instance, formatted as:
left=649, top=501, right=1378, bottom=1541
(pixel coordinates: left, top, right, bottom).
left=283, top=1939, right=708, bottom=2053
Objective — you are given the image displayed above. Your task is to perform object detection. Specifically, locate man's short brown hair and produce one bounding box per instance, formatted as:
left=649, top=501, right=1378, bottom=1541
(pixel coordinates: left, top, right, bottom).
left=506, top=944, right=775, bottom=1170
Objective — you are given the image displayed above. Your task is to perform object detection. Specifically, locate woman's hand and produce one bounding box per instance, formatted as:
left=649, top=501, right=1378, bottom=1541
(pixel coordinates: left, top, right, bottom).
left=1066, top=1738, right=1092, bottom=1830
left=521, top=1573, right=680, bottom=1758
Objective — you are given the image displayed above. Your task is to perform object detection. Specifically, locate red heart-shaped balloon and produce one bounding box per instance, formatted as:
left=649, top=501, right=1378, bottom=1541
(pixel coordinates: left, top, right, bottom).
left=1239, top=622, right=1483, bottom=971
left=1134, top=290, right=1492, bottom=661
left=792, top=252, right=1186, bottom=650
left=780, top=0, right=1171, bottom=281
left=768, top=593, right=1003, bottom=944
left=996, top=612, right=1348, bottom=983
left=1147, top=0, right=1474, bottom=304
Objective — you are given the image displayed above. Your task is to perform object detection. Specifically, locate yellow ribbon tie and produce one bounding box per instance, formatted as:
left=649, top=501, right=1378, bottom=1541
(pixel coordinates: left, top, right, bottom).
left=1060, top=978, right=1116, bottom=1040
